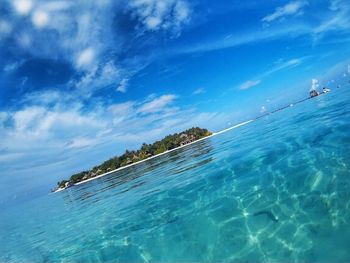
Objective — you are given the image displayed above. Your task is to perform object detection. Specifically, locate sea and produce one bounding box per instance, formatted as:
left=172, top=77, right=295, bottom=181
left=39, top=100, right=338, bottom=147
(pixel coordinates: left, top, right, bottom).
left=1, top=87, right=350, bottom=262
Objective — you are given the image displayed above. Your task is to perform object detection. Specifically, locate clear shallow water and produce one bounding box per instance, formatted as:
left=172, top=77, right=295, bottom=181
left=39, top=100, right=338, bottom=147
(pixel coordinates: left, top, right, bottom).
left=1, top=88, right=350, bottom=262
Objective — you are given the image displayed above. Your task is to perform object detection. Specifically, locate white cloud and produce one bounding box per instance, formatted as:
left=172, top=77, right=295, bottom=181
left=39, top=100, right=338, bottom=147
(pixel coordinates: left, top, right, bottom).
left=314, top=16, right=346, bottom=36
left=174, top=0, right=189, bottom=22
left=13, top=0, right=33, bottom=15
left=313, top=0, right=350, bottom=37
left=74, top=61, right=121, bottom=93
left=3, top=61, right=23, bottom=72
left=10, top=105, right=103, bottom=141
left=240, top=80, right=261, bottom=90
left=100, top=61, right=119, bottom=80
left=128, top=0, right=190, bottom=32
left=310, top=78, right=319, bottom=91
left=109, top=101, right=135, bottom=116
left=76, top=48, right=95, bottom=69
left=32, top=11, right=50, bottom=28
left=21, top=90, right=66, bottom=105
left=117, top=78, right=129, bottom=93
left=13, top=107, right=47, bottom=134
left=146, top=16, right=162, bottom=29
left=138, top=94, right=177, bottom=113
left=262, top=0, right=308, bottom=23
left=192, top=88, right=206, bottom=95
left=2, top=92, right=182, bottom=152
left=108, top=101, right=136, bottom=124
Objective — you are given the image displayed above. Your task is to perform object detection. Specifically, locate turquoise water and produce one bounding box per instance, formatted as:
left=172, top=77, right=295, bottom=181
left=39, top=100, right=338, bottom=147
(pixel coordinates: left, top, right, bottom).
left=1, top=88, right=350, bottom=262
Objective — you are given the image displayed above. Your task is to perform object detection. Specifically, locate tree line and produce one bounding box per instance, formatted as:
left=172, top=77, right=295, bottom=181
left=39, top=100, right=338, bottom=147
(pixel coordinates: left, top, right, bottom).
left=56, top=127, right=212, bottom=189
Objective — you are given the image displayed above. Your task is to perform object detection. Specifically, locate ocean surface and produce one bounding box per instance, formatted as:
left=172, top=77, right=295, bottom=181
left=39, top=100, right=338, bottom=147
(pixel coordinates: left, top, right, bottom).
left=1, top=87, right=350, bottom=262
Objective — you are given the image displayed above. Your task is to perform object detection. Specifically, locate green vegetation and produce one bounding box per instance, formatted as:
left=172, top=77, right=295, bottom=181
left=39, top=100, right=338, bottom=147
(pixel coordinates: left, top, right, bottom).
left=56, top=127, right=212, bottom=190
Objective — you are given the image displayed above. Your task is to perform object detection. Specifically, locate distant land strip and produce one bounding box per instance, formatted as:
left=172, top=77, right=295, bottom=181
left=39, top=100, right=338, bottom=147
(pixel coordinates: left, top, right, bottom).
left=54, top=90, right=331, bottom=193
left=55, top=127, right=213, bottom=192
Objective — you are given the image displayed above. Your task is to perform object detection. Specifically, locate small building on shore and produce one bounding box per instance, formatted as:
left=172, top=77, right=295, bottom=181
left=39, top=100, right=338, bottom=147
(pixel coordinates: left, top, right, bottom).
left=310, top=90, right=319, bottom=98
left=65, top=181, right=73, bottom=188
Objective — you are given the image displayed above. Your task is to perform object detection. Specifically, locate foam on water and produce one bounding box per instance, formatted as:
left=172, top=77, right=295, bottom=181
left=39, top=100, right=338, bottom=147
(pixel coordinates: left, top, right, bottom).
left=1, top=87, right=350, bottom=262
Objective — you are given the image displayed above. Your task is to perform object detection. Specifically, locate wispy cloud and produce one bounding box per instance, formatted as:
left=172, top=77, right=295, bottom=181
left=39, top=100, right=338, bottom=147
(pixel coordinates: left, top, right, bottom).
left=66, top=137, right=99, bottom=149
left=261, top=58, right=304, bottom=77
left=117, top=78, right=129, bottom=93
left=128, top=0, right=191, bottom=33
left=262, top=0, right=308, bottom=23
left=175, top=1, right=350, bottom=57
left=138, top=94, right=177, bottom=114
left=313, top=0, right=350, bottom=39
left=177, top=24, right=311, bottom=55
left=239, top=57, right=306, bottom=90
left=192, top=88, right=206, bottom=95
left=73, top=61, right=122, bottom=94
left=3, top=61, right=24, bottom=72
left=240, top=80, right=261, bottom=90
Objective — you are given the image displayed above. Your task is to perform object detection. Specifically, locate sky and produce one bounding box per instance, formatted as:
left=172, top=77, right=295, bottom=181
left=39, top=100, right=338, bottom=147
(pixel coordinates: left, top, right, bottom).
left=0, top=0, right=350, bottom=204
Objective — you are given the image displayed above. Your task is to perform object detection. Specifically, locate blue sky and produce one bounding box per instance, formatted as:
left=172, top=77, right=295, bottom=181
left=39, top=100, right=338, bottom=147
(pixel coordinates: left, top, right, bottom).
left=0, top=0, right=350, bottom=204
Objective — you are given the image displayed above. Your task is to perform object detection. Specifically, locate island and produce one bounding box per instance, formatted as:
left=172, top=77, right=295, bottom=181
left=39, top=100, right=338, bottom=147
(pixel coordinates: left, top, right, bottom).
left=54, top=127, right=212, bottom=192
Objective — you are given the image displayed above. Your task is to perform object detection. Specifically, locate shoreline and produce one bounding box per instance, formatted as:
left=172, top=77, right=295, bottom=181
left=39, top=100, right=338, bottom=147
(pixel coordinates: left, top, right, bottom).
left=54, top=119, right=254, bottom=192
